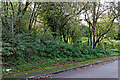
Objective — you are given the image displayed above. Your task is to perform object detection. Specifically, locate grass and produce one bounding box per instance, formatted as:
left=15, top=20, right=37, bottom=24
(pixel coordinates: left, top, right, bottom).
left=3, top=55, right=118, bottom=78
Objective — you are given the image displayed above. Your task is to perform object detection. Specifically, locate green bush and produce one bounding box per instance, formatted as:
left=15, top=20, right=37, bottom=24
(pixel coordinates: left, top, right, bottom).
left=2, top=32, right=113, bottom=72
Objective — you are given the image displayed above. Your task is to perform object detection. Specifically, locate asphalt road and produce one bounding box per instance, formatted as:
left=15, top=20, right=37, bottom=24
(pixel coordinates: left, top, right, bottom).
left=50, top=60, right=119, bottom=78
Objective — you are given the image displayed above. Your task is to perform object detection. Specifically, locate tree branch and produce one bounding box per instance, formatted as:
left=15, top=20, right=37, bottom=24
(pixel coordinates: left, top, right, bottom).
left=94, top=16, right=116, bottom=46
left=10, top=2, right=14, bottom=15
left=22, top=2, right=31, bottom=15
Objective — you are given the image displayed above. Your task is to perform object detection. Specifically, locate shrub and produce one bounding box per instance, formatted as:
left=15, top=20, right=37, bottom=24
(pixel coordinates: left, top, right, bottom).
left=2, top=32, right=113, bottom=71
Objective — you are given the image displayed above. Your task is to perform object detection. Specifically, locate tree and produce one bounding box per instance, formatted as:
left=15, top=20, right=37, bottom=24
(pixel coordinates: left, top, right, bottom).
left=1, top=1, right=32, bottom=34
left=38, top=2, right=85, bottom=42
left=84, top=1, right=119, bottom=49
left=117, top=1, right=120, bottom=40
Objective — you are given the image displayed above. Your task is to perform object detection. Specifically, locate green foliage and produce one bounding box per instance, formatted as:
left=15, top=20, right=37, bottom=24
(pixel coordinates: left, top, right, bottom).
left=101, top=40, right=120, bottom=49
left=2, top=32, right=113, bottom=73
left=1, top=2, right=119, bottom=76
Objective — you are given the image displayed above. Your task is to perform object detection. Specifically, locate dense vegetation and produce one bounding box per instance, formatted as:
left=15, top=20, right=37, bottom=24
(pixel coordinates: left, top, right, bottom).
left=1, top=1, right=120, bottom=75
left=2, top=32, right=116, bottom=72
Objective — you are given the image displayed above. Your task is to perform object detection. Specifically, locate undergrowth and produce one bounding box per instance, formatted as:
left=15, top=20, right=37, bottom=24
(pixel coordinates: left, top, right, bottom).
left=2, top=32, right=115, bottom=74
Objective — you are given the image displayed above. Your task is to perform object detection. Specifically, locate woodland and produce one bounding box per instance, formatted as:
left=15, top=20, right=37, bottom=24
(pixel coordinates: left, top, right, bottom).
left=1, top=1, right=120, bottom=77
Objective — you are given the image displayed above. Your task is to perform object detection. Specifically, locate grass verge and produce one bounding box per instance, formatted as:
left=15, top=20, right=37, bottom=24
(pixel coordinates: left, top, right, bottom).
left=3, top=55, right=119, bottom=78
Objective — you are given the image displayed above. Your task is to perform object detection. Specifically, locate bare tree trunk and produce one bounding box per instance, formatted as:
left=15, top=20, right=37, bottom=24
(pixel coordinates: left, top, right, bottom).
left=89, top=24, right=92, bottom=46
left=92, top=2, right=96, bottom=49
left=43, top=23, right=46, bottom=33
left=29, top=2, right=37, bottom=30
left=88, top=35, right=89, bottom=46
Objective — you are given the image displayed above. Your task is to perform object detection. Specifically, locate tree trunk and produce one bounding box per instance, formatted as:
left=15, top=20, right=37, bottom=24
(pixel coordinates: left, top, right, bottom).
left=63, top=33, right=68, bottom=43
left=89, top=24, right=92, bottom=46
left=92, top=2, right=96, bottom=49
left=88, top=36, right=89, bottom=46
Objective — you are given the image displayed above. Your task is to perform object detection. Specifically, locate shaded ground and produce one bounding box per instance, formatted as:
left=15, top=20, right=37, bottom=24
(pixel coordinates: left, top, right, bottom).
left=50, top=60, right=119, bottom=78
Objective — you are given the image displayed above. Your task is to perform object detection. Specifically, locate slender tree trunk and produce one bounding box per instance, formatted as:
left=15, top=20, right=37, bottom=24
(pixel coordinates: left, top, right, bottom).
left=63, top=33, right=68, bottom=43
left=89, top=24, right=92, bottom=46
left=60, top=33, right=62, bottom=41
left=118, top=2, right=120, bottom=40
left=43, top=23, right=46, bottom=33
left=88, top=36, right=89, bottom=46
left=92, top=2, right=96, bottom=49
left=29, top=3, right=37, bottom=30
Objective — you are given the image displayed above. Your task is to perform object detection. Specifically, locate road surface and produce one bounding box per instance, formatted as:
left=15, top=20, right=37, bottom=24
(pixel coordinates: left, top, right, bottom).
left=50, top=60, right=119, bottom=78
